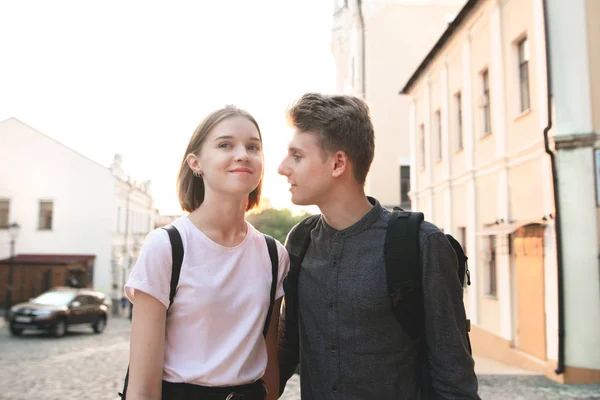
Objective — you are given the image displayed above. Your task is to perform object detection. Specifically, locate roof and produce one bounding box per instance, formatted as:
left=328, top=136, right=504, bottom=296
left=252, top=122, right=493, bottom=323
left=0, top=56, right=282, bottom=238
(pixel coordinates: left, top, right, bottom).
left=0, top=254, right=96, bottom=265
left=400, top=0, right=481, bottom=94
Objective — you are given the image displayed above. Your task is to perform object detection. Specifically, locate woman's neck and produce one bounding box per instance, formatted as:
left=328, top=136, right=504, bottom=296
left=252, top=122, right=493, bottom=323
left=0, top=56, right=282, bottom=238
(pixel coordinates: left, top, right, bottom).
left=188, top=195, right=248, bottom=247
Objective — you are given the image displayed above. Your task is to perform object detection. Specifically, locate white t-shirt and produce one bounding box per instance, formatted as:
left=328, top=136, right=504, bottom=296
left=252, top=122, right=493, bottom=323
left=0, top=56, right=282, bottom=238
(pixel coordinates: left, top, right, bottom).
left=124, top=216, right=290, bottom=387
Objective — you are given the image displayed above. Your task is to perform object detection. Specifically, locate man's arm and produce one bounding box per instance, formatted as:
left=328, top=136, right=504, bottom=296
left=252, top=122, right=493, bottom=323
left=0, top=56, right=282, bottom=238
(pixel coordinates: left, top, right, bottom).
left=421, top=231, right=480, bottom=399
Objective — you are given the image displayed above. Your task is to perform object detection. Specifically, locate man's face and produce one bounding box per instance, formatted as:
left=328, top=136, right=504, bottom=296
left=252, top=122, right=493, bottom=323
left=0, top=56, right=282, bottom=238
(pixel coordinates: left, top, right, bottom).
left=278, top=131, right=334, bottom=206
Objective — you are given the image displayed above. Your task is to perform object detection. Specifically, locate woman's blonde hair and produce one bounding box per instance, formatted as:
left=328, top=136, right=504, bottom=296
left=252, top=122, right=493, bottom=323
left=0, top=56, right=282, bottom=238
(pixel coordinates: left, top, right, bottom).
left=176, top=106, right=263, bottom=213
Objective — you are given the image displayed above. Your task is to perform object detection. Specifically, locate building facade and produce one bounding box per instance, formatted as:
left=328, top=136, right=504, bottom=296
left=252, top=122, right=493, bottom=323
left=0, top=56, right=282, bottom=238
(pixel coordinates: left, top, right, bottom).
left=331, top=0, right=465, bottom=208
left=109, top=154, right=155, bottom=311
left=0, top=119, right=155, bottom=309
left=402, top=0, right=600, bottom=383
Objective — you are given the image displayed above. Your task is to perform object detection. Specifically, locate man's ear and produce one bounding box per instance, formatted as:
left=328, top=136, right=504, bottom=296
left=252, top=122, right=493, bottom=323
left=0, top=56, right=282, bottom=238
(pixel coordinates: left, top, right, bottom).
left=331, top=150, right=349, bottom=178
left=186, top=153, right=203, bottom=175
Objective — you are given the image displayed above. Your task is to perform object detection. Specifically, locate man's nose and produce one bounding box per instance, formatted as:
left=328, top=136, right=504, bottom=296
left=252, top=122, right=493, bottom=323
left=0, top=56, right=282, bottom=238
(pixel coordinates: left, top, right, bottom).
left=278, top=158, right=289, bottom=176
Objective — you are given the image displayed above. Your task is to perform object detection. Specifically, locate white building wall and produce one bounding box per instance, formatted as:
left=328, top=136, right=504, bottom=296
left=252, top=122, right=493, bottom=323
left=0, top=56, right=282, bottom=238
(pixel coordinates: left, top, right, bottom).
left=0, top=118, right=156, bottom=304
left=0, top=118, right=115, bottom=295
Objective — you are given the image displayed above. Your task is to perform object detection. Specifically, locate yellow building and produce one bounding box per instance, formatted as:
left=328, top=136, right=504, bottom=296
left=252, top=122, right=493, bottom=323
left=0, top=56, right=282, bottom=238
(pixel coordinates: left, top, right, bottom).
left=402, top=0, right=600, bottom=384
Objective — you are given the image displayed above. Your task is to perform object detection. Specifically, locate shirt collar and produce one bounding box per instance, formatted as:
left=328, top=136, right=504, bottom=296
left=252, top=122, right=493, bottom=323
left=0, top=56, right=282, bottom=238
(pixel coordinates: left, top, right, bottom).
left=320, top=196, right=382, bottom=237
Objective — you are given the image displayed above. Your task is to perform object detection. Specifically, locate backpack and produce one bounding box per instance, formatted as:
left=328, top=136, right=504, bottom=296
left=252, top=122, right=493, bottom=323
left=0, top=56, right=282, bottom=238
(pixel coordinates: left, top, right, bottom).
left=280, top=208, right=471, bottom=398
left=119, top=225, right=280, bottom=399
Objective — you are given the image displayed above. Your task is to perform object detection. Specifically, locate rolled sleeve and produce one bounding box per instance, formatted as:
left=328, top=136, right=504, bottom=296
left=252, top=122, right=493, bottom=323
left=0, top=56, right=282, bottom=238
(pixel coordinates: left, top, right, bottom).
left=124, top=228, right=173, bottom=310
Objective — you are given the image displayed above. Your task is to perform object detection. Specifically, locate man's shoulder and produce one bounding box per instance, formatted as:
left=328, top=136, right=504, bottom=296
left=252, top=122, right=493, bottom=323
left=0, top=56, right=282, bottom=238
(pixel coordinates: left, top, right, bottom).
left=384, top=211, right=443, bottom=241
left=420, top=220, right=444, bottom=237
left=285, top=214, right=321, bottom=250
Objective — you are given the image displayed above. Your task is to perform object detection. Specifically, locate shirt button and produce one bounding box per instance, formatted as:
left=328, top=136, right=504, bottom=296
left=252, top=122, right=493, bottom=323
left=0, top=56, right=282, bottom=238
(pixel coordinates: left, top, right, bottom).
left=330, top=345, right=337, bottom=353
left=332, top=385, right=338, bottom=392
left=329, top=302, right=335, bottom=309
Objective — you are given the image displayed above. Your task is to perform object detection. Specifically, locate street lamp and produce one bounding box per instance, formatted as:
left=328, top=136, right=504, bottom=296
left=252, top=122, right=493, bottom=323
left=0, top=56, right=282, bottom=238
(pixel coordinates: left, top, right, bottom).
left=5, top=222, right=21, bottom=318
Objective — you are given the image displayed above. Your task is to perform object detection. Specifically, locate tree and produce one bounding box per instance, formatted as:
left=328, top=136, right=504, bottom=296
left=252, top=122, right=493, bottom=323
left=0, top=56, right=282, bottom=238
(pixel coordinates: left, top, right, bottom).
left=247, top=208, right=312, bottom=244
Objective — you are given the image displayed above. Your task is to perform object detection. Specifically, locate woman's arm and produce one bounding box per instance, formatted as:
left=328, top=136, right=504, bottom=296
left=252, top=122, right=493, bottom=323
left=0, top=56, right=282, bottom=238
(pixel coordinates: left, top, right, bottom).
left=126, top=290, right=167, bottom=400
left=263, top=297, right=282, bottom=400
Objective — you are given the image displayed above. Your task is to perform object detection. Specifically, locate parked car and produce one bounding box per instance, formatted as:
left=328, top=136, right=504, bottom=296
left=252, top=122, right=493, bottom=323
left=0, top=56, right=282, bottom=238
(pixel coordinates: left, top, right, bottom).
left=8, top=287, right=109, bottom=337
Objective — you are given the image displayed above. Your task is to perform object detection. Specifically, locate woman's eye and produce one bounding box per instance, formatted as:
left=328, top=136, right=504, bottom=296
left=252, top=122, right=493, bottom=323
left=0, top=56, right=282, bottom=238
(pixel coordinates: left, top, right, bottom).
left=218, top=142, right=232, bottom=148
left=248, top=144, right=260, bottom=151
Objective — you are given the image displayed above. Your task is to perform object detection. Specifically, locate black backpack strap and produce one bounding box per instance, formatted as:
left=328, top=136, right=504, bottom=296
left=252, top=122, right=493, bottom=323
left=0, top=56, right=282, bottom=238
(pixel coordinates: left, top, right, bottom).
left=263, top=234, right=279, bottom=338
left=384, top=210, right=425, bottom=340
left=444, top=234, right=470, bottom=287
left=163, top=225, right=184, bottom=307
left=286, top=214, right=321, bottom=267
left=119, top=224, right=184, bottom=399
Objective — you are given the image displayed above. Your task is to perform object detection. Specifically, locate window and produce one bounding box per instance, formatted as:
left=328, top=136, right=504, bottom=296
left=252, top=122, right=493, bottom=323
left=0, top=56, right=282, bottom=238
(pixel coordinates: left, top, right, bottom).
left=400, top=166, right=411, bottom=210
left=486, top=236, right=497, bottom=297
left=518, top=38, right=530, bottom=112
left=419, top=124, right=426, bottom=170
left=455, top=92, right=463, bottom=150
left=39, top=201, right=53, bottom=230
left=482, top=69, right=491, bottom=135
left=434, top=110, right=442, bottom=162
left=0, top=200, right=9, bottom=228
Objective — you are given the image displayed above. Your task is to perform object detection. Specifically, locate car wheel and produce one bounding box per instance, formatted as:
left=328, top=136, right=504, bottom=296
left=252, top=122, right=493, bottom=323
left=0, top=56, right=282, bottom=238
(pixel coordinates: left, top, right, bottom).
left=52, top=318, right=67, bottom=338
left=9, top=325, right=23, bottom=336
left=92, top=316, right=106, bottom=334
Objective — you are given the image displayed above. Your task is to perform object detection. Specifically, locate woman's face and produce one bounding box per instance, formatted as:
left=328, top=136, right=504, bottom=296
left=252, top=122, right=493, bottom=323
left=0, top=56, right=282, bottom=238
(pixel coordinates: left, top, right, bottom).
left=190, top=116, right=264, bottom=200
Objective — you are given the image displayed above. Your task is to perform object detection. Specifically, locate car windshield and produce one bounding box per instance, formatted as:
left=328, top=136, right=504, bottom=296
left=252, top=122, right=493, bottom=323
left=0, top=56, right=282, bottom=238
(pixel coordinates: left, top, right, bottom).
left=32, top=291, right=76, bottom=306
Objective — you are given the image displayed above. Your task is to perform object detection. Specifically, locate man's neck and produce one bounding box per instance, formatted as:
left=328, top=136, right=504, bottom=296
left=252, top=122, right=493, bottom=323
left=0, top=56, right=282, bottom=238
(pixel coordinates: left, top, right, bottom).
left=318, top=189, right=374, bottom=231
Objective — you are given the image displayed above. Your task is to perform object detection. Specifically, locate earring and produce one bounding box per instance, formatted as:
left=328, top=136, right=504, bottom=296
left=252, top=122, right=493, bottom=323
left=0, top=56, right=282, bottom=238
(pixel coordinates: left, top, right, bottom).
left=193, top=171, right=202, bottom=178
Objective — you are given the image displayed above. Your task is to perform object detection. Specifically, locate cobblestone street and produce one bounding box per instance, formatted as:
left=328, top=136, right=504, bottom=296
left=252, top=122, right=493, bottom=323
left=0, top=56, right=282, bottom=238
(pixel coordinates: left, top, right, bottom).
left=0, top=317, right=598, bottom=399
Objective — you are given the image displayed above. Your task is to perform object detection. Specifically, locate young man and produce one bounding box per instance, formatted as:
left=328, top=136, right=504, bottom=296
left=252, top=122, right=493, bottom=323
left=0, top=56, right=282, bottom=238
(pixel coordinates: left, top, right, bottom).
left=277, top=93, right=479, bottom=399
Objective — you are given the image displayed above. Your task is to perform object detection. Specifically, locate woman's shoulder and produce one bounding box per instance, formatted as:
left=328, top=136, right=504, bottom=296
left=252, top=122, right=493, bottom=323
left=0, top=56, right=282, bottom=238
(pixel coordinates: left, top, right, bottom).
left=245, top=222, right=289, bottom=262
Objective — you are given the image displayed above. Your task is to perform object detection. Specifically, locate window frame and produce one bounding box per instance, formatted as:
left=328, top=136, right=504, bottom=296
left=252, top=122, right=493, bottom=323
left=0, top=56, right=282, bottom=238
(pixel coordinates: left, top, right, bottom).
left=482, top=69, right=491, bottom=136
left=38, top=200, right=54, bottom=231
left=518, top=37, right=531, bottom=113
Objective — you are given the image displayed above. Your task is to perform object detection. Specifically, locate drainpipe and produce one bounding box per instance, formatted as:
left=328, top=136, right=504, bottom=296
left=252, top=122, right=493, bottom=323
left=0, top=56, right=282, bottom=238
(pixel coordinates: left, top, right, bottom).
left=357, top=0, right=366, bottom=97
left=541, top=0, right=565, bottom=376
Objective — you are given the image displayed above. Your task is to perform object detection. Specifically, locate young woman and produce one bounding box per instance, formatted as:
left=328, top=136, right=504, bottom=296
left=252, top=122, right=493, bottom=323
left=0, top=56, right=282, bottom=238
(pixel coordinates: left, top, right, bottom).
left=124, top=106, right=289, bottom=400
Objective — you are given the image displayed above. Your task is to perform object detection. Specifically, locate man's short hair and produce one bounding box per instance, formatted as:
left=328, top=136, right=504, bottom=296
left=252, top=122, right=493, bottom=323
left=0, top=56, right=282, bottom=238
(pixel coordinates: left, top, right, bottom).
left=286, top=93, right=375, bottom=184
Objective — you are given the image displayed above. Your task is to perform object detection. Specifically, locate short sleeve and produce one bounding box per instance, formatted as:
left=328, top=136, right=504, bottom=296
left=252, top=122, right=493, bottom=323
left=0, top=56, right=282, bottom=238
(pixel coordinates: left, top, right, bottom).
left=124, top=228, right=173, bottom=309
left=275, top=240, right=290, bottom=299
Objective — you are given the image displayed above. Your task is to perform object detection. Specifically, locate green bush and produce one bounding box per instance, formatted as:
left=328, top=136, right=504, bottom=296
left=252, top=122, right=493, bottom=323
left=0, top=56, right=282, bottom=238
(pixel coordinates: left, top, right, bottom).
left=247, top=208, right=312, bottom=244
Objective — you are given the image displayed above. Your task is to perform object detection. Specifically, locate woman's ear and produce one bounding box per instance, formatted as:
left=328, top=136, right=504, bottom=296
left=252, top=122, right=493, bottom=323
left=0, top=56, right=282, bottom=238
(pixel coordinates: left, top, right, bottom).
left=186, top=153, right=202, bottom=175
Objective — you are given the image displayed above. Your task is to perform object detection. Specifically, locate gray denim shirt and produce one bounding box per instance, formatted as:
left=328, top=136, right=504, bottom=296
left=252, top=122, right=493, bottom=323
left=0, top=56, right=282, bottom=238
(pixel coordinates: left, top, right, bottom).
left=290, top=199, right=479, bottom=399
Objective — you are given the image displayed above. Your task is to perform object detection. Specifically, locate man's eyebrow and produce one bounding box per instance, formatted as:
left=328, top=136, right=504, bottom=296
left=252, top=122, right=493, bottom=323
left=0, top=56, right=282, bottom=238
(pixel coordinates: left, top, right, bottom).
left=288, top=146, right=303, bottom=153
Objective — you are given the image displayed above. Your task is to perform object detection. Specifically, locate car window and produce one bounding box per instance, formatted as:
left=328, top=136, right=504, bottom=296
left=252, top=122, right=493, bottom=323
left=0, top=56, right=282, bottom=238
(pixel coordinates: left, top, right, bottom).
left=33, top=291, right=76, bottom=306
left=72, top=295, right=88, bottom=306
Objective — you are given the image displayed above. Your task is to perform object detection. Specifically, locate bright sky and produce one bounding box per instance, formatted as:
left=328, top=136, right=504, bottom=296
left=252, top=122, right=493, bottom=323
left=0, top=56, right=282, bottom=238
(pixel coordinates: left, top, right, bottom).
left=0, top=0, right=335, bottom=215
